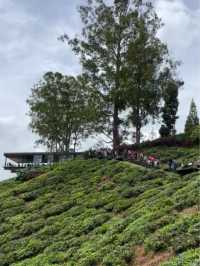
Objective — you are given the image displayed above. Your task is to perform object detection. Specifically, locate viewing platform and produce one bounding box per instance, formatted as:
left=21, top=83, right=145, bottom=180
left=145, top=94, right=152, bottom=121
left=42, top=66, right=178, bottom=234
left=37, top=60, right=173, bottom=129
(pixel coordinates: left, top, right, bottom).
left=4, top=152, right=82, bottom=173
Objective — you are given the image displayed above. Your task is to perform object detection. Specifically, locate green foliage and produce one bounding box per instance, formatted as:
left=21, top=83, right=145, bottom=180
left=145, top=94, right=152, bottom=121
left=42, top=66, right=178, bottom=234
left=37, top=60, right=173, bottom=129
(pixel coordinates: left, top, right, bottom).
left=63, top=0, right=182, bottom=147
left=161, top=248, right=200, bottom=266
left=144, top=214, right=200, bottom=253
left=16, top=167, right=49, bottom=182
left=126, top=16, right=182, bottom=144
left=189, top=125, right=200, bottom=143
left=185, top=99, right=199, bottom=135
left=0, top=153, right=199, bottom=265
left=159, top=71, right=183, bottom=137
left=141, top=146, right=199, bottom=165
left=27, top=72, right=103, bottom=152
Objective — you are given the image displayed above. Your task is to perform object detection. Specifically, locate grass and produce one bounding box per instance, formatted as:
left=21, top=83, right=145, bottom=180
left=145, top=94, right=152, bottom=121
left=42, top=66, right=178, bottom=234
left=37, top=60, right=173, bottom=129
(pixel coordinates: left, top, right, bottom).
left=0, top=152, right=199, bottom=266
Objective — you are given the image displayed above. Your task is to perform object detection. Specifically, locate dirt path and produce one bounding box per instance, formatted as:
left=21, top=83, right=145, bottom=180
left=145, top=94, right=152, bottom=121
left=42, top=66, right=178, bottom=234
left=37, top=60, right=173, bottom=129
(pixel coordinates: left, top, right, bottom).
left=132, top=246, right=173, bottom=266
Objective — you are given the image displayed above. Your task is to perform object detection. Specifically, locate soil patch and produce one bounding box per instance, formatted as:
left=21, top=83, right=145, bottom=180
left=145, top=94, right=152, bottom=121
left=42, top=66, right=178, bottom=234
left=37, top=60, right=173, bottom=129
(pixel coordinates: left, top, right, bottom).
left=133, top=246, right=173, bottom=266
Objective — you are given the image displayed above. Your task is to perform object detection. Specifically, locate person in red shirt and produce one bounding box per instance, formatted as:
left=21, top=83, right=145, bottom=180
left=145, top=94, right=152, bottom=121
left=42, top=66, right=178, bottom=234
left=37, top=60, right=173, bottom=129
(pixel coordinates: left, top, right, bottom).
left=148, top=156, right=156, bottom=167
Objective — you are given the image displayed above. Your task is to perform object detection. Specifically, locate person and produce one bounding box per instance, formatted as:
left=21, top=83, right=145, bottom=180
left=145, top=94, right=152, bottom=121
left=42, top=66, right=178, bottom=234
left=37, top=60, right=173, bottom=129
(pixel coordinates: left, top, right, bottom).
left=97, top=149, right=102, bottom=159
left=168, top=159, right=173, bottom=170
left=171, top=160, right=177, bottom=171
left=146, top=158, right=152, bottom=167
left=88, top=150, right=92, bottom=159
left=103, top=149, right=107, bottom=158
left=139, top=152, right=144, bottom=161
left=154, top=159, right=160, bottom=168
left=195, top=160, right=200, bottom=169
left=107, top=148, right=112, bottom=160
left=128, top=150, right=132, bottom=160
left=148, top=155, right=156, bottom=167
left=134, top=151, right=138, bottom=160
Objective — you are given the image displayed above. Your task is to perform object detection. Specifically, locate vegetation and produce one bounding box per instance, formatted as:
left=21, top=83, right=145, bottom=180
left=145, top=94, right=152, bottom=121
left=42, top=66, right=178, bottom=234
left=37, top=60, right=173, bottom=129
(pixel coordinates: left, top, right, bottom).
left=189, top=125, right=200, bottom=143
left=0, top=150, right=199, bottom=265
left=60, top=0, right=182, bottom=147
left=26, top=1, right=187, bottom=152
left=185, top=99, right=199, bottom=135
left=141, top=145, right=199, bottom=165
left=159, top=71, right=183, bottom=137
left=0, top=0, right=198, bottom=265
left=3, top=1, right=199, bottom=266
left=161, top=248, right=200, bottom=266
left=27, top=72, right=104, bottom=152
left=134, top=133, right=199, bottom=149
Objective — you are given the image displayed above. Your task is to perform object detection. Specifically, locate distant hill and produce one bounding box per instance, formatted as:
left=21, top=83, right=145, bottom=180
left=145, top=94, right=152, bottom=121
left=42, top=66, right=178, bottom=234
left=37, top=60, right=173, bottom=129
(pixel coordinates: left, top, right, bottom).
left=0, top=147, right=199, bottom=265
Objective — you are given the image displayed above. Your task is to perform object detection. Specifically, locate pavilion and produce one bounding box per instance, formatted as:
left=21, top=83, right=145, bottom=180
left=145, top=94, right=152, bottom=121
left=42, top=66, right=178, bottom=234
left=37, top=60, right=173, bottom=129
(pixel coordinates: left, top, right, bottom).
left=3, top=151, right=81, bottom=173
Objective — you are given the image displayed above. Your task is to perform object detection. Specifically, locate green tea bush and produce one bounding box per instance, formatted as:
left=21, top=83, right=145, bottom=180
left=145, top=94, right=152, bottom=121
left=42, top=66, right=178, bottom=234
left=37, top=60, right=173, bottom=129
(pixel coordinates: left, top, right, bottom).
left=145, top=214, right=200, bottom=253
left=113, top=199, right=133, bottom=213
left=0, top=158, right=199, bottom=266
left=42, top=201, right=75, bottom=218
left=161, top=248, right=200, bottom=266
left=11, top=219, right=45, bottom=239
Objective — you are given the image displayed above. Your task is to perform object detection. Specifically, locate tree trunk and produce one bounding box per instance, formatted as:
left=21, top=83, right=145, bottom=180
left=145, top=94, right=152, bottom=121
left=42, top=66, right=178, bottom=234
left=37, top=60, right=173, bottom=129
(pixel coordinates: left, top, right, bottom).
left=112, top=21, right=123, bottom=154
left=73, top=134, right=78, bottom=154
left=136, top=124, right=141, bottom=145
left=135, top=105, right=141, bottom=145
left=113, top=104, right=120, bottom=152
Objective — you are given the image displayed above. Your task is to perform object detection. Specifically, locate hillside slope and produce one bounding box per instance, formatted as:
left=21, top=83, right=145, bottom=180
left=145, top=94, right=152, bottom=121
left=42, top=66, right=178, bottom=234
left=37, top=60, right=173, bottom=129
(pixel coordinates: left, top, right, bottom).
left=141, top=146, right=199, bottom=165
left=0, top=159, right=199, bottom=266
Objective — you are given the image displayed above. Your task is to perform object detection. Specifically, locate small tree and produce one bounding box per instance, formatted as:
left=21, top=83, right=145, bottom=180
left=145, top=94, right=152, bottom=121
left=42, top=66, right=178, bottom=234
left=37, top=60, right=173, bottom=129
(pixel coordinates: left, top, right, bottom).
left=159, top=68, right=184, bottom=137
left=189, top=125, right=200, bottom=143
left=184, top=99, right=199, bottom=135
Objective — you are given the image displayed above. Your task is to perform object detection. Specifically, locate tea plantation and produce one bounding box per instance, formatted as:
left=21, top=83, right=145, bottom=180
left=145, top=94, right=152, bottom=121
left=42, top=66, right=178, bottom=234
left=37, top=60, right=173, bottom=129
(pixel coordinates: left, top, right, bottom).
left=0, top=157, right=199, bottom=265
left=142, top=146, right=199, bottom=165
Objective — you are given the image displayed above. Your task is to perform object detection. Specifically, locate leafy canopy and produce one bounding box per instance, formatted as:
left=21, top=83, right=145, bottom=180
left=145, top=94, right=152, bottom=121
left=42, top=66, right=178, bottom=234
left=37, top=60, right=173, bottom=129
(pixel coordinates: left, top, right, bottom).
left=27, top=72, right=104, bottom=152
left=185, top=99, right=199, bottom=135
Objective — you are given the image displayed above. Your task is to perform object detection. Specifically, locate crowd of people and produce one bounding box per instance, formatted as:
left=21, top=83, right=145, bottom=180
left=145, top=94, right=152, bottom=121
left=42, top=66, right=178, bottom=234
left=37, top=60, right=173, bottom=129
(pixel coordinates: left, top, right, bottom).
left=85, top=148, right=161, bottom=168
left=85, top=148, right=200, bottom=172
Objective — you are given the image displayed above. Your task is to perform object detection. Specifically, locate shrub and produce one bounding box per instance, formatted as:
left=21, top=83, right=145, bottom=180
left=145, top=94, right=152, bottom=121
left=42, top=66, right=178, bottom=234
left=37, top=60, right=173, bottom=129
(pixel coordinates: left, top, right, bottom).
left=0, top=158, right=199, bottom=266
left=145, top=214, right=200, bottom=253
left=113, top=199, right=132, bottom=213
left=132, top=134, right=195, bottom=149
left=12, top=219, right=45, bottom=239
left=42, top=201, right=75, bottom=217
left=161, top=248, right=200, bottom=266
left=121, top=186, right=144, bottom=198
left=16, top=168, right=46, bottom=181
left=21, top=190, right=41, bottom=202
left=102, top=254, right=124, bottom=266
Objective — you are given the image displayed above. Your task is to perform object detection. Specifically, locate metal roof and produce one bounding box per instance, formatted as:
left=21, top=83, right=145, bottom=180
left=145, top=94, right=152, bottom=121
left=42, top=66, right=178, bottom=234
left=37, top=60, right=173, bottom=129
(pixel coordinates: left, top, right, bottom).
left=4, top=152, right=70, bottom=157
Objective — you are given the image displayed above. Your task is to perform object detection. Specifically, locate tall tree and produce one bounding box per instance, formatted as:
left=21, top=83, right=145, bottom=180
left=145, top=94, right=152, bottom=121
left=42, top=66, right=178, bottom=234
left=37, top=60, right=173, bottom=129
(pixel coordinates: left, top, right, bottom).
left=185, top=99, right=199, bottom=135
left=61, top=0, right=142, bottom=151
left=125, top=2, right=182, bottom=144
left=27, top=72, right=102, bottom=152
left=159, top=68, right=184, bottom=137
left=62, top=0, right=182, bottom=146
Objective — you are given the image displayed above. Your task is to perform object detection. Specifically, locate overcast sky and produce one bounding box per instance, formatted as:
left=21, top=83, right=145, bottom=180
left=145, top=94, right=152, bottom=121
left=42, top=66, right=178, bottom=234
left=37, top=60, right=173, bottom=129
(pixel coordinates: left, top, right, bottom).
left=0, top=0, right=199, bottom=180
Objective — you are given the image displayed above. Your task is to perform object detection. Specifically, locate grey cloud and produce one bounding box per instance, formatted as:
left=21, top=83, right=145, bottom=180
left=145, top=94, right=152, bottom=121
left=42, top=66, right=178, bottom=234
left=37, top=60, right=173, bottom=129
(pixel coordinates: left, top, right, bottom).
left=183, top=0, right=200, bottom=10
left=0, top=0, right=82, bottom=180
